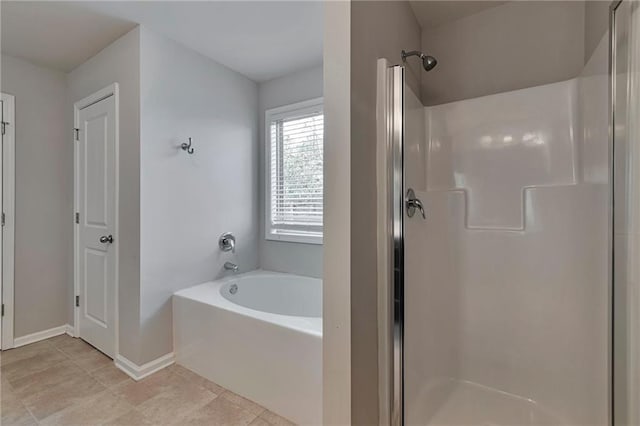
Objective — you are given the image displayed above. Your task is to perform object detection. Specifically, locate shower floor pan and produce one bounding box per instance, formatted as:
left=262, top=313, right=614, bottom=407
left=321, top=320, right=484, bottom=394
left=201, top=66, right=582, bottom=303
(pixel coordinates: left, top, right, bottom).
left=406, top=379, right=564, bottom=426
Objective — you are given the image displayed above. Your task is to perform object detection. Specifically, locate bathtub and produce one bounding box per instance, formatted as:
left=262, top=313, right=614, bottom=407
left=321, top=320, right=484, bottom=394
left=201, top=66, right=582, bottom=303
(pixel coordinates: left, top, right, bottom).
left=173, top=270, right=322, bottom=425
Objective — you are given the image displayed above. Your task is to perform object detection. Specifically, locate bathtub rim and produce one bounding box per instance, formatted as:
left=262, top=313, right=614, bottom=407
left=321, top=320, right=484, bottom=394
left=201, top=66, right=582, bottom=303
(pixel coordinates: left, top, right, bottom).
left=173, top=269, right=322, bottom=338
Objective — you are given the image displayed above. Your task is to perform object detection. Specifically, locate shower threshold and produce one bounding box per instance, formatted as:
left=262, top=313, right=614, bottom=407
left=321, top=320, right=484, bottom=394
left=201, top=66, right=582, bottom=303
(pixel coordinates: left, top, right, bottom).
left=406, top=379, right=565, bottom=426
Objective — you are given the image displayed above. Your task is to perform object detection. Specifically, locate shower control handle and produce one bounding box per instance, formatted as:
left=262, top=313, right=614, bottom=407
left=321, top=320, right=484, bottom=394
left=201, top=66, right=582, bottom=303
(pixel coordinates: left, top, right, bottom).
left=219, top=232, right=236, bottom=253
left=406, top=188, right=426, bottom=219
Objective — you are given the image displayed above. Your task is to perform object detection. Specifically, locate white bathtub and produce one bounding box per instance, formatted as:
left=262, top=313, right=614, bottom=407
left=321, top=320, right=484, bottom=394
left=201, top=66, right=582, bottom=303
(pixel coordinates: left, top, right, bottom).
left=173, top=270, right=322, bottom=425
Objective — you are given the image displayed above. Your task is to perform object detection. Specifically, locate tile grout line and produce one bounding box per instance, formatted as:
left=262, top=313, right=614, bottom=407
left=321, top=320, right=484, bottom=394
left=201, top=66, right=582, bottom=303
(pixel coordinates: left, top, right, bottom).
left=55, top=342, right=113, bottom=376
left=3, top=340, right=47, bottom=425
left=2, top=349, right=69, bottom=385
left=14, top=384, right=41, bottom=426
left=13, top=339, right=108, bottom=425
left=169, top=365, right=295, bottom=425
left=1, top=374, right=34, bottom=424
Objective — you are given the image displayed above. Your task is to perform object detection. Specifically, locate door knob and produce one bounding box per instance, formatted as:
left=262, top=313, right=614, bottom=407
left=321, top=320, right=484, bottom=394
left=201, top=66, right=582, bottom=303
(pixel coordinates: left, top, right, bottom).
left=99, top=235, right=114, bottom=244
left=406, top=188, right=426, bottom=219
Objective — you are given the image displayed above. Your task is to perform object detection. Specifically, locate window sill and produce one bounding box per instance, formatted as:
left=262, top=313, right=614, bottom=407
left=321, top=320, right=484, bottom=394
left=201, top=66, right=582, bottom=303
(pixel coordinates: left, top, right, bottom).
left=265, top=230, right=323, bottom=245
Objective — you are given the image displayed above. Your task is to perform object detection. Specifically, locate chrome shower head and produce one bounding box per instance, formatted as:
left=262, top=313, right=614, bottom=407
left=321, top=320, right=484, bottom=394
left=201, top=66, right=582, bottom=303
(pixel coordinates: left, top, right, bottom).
left=422, top=55, right=437, bottom=71
left=401, top=50, right=438, bottom=72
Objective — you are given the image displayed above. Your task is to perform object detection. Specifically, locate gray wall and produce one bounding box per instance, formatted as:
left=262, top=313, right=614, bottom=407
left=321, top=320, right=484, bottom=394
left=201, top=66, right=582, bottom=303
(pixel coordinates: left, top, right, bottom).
left=1, top=54, right=70, bottom=337
left=67, top=27, right=142, bottom=363
left=420, top=1, right=586, bottom=105
left=258, top=65, right=323, bottom=278
left=585, top=0, right=610, bottom=65
left=350, top=2, right=421, bottom=424
left=139, top=28, right=259, bottom=363
left=322, top=1, right=352, bottom=423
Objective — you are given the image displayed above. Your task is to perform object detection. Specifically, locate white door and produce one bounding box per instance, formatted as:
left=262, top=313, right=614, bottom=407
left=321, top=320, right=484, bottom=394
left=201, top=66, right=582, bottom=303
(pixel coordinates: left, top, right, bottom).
left=1, top=97, right=4, bottom=349
left=1, top=93, right=15, bottom=350
left=76, top=93, right=116, bottom=358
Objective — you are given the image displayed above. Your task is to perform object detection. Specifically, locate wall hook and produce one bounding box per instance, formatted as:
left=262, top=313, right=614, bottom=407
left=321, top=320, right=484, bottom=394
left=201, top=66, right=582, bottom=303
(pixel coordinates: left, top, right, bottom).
left=181, top=137, right=195, bottom=154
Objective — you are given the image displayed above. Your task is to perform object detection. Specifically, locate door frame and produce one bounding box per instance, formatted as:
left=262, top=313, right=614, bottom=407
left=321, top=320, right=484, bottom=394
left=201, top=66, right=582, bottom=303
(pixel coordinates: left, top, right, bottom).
left=73, top=83, right=119, bottom=357
left=1, top=93, right=16, bottom=350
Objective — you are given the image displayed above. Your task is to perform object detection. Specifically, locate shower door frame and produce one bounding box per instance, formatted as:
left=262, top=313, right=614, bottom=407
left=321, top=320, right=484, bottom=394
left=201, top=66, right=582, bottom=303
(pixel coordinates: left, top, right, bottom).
left=609, top=1, right=639, bottom=425
left=609, top=5, right=620, bottom=426
left=388, top=63, right=404, bottom=426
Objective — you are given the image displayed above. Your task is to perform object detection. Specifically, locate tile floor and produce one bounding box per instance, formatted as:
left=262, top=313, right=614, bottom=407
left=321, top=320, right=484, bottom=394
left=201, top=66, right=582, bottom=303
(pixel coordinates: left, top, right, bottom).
left=0, top=335, right=296, bottom=426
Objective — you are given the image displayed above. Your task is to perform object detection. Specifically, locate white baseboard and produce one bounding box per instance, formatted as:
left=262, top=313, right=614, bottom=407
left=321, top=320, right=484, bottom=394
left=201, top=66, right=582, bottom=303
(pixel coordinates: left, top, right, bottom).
left=115, top=352, right=175, bottom=381
left=65, top=324, right=76, bottom=337
left=13, top=324, right=70, bottom=348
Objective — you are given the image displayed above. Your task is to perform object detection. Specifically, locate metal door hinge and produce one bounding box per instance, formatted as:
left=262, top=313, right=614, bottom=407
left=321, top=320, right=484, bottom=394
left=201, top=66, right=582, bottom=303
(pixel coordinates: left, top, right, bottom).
left=1, top=304, right=4, bottom=317
left=75, top=212, right=79, bottom=224
left=2, top=212, right=5, bottom=227
left=1, top=122, right=8, bottom=136
left=75, top=296, right=80, bottom=307
left=74, top=128, right=80, bottom=141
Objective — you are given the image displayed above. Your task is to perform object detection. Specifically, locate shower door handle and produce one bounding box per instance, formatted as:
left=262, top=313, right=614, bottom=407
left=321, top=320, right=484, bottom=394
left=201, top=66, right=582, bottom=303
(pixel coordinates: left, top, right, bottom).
left=406, top=188, right=426, bottom=219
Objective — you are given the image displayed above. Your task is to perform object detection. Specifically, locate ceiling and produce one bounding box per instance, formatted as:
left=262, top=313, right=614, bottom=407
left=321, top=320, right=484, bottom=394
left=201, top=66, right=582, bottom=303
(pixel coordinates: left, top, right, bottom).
left=1, top=1, right=323, bottom=82
left=0, top=2, right=136, bottom=73
left=409, top=1, right=508, bottom=30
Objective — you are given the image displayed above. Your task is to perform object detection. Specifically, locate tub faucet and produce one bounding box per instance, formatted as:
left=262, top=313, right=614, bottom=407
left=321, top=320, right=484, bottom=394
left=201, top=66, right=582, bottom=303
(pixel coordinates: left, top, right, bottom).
left=224, top=262, right=238, bottom=272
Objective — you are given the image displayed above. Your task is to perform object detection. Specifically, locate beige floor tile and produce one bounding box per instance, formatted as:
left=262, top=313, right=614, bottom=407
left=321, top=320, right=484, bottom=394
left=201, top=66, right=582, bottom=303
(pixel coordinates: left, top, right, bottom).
left=171, top=364, right=226, bottom=395
left=103, top=409, right=154, bottom=426
left=140, top=364, right=193, bottom=387
left=0, top=341, right=53, bottom=366
left=22, top=371, right=106, bottom=420
left=9, top=359, right=83, bottom=398
left=1, top=407, right=38, bottom=425
left=56, top=338, right=97, bottom=359
left=72, top=349, right=113, bottom=372
left=113, top=368, right=211, bottom=408
left=136, top=381, right=216, bottom=424
left=1, top=373, right=13, bottom=393
left=182, top=396, right=258, bottom=426
left=39, top=390, right=133, bottom=426
left=91, top=364, right=131, bottom=388
left=140, top=365, right=176, bottom=382
left=111, top=380, right=158, bottom=407
left=199, top=381, right=226, bottom=396
left=1, top=349, right=67, bottom=382
left=140, top=367, right=192, bottom=394
left=220, top=391, right=266, bottom=416
left=1, top=336, right=275, bottom=426
left=198, top=379, right=227, bottom=396
left=249, top=416, right=272, bottom=426
left=259, top=410, right=297, bottom=426
left=1, top=385, right=38, bottom=426
left=47, top=334, right=76, bottom=348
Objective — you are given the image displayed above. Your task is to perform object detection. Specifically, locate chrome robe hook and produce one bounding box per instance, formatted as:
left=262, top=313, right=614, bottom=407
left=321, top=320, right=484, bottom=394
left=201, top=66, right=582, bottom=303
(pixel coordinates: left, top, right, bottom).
left=181, top=137, right=195, bottom=154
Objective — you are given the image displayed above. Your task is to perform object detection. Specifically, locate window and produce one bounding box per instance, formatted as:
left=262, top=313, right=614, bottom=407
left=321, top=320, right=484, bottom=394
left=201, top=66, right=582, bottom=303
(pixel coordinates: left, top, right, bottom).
left=265, top=98, right=323, bottom=244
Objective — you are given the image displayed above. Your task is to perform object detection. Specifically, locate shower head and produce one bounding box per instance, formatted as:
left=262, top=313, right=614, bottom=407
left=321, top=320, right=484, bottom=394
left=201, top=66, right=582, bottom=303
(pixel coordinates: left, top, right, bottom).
left=422, top=55, right=437, bottom=71
left=401, top=50, right=438, bottom=72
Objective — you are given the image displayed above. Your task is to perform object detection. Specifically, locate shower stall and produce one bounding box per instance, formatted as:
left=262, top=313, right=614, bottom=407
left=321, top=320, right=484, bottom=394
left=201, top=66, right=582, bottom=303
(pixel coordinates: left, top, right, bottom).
left=379, top=1, right=640, bottom=425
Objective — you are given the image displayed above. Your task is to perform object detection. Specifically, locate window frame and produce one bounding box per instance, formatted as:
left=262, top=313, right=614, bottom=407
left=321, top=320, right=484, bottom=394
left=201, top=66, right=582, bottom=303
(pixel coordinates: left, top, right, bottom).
left=264, top=97, right=324, bottom=245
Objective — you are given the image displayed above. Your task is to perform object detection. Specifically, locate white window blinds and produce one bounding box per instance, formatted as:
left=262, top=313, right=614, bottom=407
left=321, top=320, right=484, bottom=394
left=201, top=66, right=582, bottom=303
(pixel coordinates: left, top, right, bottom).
left=266, top=98, right=323, bottom=244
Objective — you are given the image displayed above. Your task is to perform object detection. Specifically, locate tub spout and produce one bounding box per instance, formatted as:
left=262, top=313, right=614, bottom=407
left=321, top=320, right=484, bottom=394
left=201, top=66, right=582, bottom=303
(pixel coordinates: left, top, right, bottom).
left=224, top=262, right=238, bottom=272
